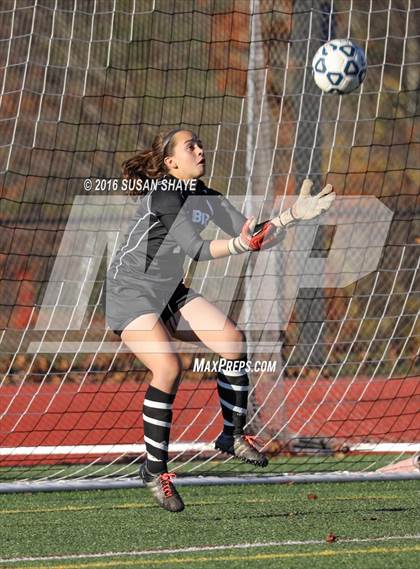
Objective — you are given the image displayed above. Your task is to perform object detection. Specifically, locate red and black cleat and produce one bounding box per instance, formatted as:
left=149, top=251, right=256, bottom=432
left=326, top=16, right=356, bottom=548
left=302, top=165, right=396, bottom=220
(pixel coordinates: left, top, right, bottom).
left=215, top=433, right=269, bottom=467
left=139, top=463, right=185, bottom=512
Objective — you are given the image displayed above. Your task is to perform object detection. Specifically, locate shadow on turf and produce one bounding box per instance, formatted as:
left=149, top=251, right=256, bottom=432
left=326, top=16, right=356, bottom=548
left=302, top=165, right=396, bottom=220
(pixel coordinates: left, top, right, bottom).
left=185, top=505, right=414, bottom=521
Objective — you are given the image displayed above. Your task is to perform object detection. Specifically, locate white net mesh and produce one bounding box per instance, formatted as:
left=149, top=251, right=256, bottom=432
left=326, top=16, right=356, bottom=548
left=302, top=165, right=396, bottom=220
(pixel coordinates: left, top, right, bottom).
left=0, top=0, right=419, bottom=486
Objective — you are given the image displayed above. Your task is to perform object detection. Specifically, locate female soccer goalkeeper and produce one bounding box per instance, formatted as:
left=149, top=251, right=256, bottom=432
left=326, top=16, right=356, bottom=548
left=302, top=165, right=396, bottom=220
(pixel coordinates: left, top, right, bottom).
left=105, top=128, right=335, bottom=512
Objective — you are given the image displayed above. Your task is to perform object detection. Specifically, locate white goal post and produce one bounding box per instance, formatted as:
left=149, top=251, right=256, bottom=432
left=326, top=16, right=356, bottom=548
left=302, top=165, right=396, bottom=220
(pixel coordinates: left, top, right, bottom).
left=0, top=0, right=419, bottom=492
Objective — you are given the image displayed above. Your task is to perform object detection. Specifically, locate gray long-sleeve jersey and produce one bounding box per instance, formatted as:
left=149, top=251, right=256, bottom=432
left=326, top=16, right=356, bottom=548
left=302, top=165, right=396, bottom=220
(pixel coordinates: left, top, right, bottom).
left=107, top=175, right=248, bottom=288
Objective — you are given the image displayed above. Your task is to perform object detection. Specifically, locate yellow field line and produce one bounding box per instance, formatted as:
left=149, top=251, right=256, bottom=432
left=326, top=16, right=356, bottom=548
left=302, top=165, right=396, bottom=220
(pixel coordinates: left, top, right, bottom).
left=0, top=494, right=412, bottom=516
left=0, top=503, right=151, bottom=515
left=6, top=544, right=420, bottom=569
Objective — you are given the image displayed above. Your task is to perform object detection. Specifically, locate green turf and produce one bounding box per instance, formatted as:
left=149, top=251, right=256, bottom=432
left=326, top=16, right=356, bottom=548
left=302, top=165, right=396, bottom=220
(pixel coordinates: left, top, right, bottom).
left=0, top=480, right=419, bottom=568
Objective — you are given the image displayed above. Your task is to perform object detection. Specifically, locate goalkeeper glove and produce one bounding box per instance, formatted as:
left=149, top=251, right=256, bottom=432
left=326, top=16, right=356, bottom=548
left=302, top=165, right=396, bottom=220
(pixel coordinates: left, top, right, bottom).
left=228, top=217, right=280, bottom=255
left=276, top=179, right=336, bottom=228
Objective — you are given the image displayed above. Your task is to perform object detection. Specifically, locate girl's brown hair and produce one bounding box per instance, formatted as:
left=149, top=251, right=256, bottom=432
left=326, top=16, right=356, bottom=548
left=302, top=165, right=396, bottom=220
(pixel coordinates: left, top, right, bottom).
left=122, top=128, right=185, bottom=197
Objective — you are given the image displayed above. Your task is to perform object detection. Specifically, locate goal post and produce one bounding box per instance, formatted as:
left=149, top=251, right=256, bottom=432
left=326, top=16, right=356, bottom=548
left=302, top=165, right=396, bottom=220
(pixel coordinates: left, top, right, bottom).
left=0, top=0, right=419, bottom=492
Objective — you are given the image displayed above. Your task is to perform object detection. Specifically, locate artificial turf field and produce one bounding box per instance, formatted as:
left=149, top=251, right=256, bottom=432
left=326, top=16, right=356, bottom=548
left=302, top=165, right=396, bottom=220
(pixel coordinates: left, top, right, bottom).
left=0, top=480, right=419, bottom=568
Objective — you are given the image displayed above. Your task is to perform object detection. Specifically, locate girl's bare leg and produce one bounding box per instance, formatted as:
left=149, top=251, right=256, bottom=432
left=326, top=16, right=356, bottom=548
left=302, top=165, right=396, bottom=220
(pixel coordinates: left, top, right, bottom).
left=171, top=297, right=268, bottom=466
left=120, top=313, right=183, bottom=484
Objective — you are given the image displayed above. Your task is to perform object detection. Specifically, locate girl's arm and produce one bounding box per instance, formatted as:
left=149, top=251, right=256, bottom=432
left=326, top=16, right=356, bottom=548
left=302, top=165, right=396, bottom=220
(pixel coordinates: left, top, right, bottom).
left=154, top=188, right=267, bottom=261
left=154, top=189, right=238, bottom=261
left=205, top=179, right=336, bottom=240
left=209, top=238, right=231, bottom=259
left=199, top=183, right=282, bottom=254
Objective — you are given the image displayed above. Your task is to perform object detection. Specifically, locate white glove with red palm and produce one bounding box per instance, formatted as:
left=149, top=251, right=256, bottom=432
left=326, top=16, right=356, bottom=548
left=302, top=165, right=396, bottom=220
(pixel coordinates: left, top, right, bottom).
left=228, top=217, right=279, bottom=255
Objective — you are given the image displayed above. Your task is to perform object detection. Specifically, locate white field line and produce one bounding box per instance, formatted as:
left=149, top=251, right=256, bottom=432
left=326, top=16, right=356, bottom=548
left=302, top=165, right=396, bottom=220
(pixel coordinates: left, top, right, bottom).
left=0, top=443, right=209, bottom=456
left=1, top=535, right=419, bottom=565
left=1, top=442, right=420, bottom=456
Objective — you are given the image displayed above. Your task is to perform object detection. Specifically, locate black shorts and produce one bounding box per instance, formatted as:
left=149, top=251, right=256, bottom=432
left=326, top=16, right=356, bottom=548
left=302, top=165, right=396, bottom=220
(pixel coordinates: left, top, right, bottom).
left=105, top=280, right=202, bottom=337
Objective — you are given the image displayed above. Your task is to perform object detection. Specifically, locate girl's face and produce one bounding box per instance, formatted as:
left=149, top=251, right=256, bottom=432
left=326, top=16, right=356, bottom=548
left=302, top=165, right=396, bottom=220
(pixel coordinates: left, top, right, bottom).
left=164, top=131, right=205, bottom=179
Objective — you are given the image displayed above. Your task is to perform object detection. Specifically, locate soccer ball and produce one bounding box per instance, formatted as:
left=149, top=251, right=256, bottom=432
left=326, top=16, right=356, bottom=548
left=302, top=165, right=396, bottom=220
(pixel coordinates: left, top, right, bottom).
left=312, top=39, right=367, bottom=94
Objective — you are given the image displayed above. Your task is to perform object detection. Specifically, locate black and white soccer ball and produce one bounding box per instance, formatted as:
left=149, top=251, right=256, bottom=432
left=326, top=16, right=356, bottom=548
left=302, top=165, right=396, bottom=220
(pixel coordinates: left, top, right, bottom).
left=312, top=39, right=367, bottom=94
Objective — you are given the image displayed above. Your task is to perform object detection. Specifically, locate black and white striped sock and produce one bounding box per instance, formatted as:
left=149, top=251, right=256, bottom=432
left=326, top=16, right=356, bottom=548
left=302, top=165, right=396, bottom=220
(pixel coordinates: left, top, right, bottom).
left=143, top=385, right=176, bottom=475
left=217, top=357, right=249, bottom=437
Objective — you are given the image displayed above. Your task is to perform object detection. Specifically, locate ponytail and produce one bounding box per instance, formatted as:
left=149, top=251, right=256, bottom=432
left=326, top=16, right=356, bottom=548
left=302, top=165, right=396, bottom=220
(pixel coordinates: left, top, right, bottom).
left=122, top=128, right=185, bottom=199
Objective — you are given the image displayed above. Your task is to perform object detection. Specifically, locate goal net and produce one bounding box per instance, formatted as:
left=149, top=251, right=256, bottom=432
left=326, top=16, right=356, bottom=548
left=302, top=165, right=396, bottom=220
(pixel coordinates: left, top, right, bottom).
left=0, top=0, right=419, bottom=490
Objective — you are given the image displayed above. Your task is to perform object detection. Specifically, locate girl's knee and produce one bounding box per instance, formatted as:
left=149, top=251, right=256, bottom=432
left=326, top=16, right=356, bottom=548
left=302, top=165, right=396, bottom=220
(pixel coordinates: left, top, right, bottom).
left=150, top=355, right=183, bottom=385
left=220, top=329, right=247, bottom=360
